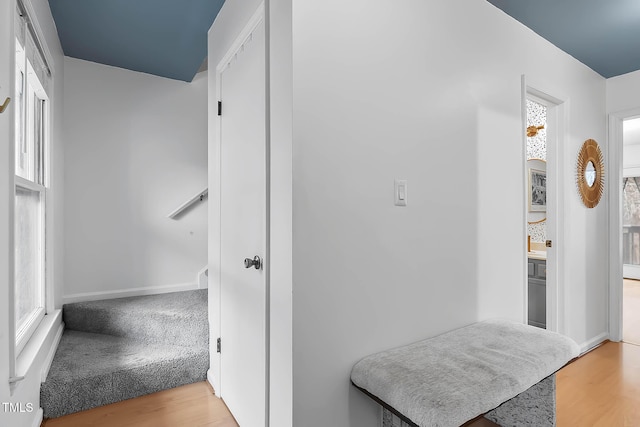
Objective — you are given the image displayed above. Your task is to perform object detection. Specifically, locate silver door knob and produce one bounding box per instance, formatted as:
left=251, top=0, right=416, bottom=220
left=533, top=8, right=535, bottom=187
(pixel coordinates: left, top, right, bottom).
left=244, top=256, right=262, bottom=269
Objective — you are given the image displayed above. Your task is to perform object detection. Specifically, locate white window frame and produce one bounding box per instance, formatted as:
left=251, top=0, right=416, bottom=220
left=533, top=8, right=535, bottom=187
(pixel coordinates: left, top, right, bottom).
left=14, top=178, right=46, bottom=355
left=12, top=0, right=52, bottom=358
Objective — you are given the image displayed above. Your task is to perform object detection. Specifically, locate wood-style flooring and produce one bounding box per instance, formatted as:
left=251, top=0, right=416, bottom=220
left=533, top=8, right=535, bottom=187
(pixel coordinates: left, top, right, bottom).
left=624, top=278, right=640, bottom=345
left=41, top=382, right=237, bottom=427
left=557, top=341, right=640, bottom=426
left=43, top=343, right=640, bottom=427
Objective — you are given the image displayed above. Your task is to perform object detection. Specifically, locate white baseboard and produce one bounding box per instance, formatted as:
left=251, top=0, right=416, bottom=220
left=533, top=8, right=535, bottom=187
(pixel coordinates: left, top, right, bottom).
left=578, top=332, right=609, bottom=355
left=198, top=265, right=209, bottom=289
left=41, top=321, right=64, bottom=382
left=31, top=408, right=43, bottom=427
left=207, top=369, right=220, bottom=397
left=63, top=282, right=200, bottom=304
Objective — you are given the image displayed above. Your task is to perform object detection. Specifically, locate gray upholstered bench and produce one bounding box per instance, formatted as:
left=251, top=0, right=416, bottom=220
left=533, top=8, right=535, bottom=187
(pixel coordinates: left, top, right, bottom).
left=351, top=319, right=579, bottom=427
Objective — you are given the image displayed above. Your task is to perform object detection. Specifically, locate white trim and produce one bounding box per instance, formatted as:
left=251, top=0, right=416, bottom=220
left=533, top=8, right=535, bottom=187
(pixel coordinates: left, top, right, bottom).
left=198, top=265, right=209, bottom=289
left=520, top=76, right=528, bottom=326
left=623, top=264, right=640, bottom=280
left=62, top=281, right=200, bottom=304
left=578, top=332, right=609, bottom=356
left=17, top=0, right=55, bottom=77
left=264, top=2, right=272, bottom=424
left=13, top=309, right=61, bottom=395
left=216, top=4, right=265, bottom=74
left=41, top=320, right=63, bottom=382
left=31, top=408, right=43, bottom=427
left=623, top=167, right=640, bottom=177
left=15, top=307, right=45, bottom=355
left=207, top=369, right=220, bottom=397
left=14, top=175, right=45, bottom=192
left=14, top=173, right=47, bottom=356
left=7, top=0, right=17, bottom=390
left=608, top=108, right=640, bottom=342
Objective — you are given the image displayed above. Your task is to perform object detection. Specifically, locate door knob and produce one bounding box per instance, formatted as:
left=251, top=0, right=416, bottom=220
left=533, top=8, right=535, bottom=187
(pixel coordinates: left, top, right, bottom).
left=244, top=255, right=262, bottom=269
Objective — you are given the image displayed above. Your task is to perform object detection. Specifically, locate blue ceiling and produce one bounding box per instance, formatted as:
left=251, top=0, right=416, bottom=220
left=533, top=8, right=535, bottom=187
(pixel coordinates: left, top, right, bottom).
left=48, top=1, right=640, bottom=82
left=48, top=0, right=225, bottom=82
left=487, top=0, right=640, bottom=78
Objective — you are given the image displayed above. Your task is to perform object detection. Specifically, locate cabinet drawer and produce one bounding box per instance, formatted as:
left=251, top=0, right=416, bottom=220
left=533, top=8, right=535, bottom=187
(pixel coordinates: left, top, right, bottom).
left=536, top=263, right=547, bottom=278
left=528, top=279, right=546, bottom=328
left=528, top=262, right=535, bottom=277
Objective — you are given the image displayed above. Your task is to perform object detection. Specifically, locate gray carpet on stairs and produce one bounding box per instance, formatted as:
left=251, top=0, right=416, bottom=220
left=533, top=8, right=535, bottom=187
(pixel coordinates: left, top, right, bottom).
left=62, top=290, right=209, bottom=348
left=41, top=289, right=209, bottom=419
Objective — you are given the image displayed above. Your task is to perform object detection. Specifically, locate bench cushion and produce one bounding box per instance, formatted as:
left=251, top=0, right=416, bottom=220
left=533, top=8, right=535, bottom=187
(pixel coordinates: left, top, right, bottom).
left=351, top=319, right=579, bottom=427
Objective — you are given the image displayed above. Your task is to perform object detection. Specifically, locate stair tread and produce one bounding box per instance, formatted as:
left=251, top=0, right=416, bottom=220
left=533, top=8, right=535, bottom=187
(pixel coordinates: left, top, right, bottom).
left=63, top=289, right=207, bottom=316
left=45, top=330, right=206, bottom=382
left=63, top=289, right=208, bottom=347
left=42, top=289, right=210, bottom=418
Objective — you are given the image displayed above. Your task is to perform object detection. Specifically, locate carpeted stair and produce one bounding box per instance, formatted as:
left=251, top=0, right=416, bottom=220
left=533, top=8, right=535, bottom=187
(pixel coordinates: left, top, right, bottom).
left=41, top=289, right=209, bottom=419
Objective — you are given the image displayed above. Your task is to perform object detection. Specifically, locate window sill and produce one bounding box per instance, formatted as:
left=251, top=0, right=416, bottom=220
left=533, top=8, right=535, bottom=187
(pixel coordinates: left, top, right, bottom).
left=12, top=309, right=63, bottom=394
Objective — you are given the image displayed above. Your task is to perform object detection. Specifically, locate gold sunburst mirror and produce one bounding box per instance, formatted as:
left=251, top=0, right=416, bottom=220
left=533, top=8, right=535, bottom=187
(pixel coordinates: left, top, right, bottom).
left=576, top=139, right=604, bottom=208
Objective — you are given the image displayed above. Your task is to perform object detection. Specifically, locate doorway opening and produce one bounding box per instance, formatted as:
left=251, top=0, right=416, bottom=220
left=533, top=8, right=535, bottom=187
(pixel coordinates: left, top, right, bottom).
left=523, top=83, right=565, bottom=334
left=622, top=116, right=640, bottom=345
left=526, top=97, right=548, bottom=329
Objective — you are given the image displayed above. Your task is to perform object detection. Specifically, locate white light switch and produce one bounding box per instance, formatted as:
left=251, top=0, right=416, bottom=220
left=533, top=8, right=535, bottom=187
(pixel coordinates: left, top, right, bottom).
left=394, top=179, right=407, bottom=206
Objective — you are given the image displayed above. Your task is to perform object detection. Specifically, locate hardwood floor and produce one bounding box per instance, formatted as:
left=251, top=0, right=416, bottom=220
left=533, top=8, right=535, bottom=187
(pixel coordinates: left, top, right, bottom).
left=624, top=279, right=640, bottom=345
left=43, top=342, right=640, bottom=427
left=557, top=341, right=640, bottom=426
left=41, top=382, right=238, bottom=427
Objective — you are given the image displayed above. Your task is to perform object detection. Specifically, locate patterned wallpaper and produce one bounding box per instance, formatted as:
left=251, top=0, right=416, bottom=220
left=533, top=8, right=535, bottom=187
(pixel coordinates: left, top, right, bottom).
left=527, top=99, right=546, bottom=242
left=526, top=99, right=547, bottom=161
left=528, top=221, right=547, bottom=243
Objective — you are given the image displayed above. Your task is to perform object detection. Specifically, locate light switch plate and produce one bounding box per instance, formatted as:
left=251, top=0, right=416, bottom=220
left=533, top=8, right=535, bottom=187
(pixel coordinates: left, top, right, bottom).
left=394, top=179, right=407, bottom=206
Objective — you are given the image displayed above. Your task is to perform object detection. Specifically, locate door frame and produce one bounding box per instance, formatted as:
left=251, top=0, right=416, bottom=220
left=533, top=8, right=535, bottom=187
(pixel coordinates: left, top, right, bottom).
left=522, top=77, right=567, bottom=334
left=608, top=108, right=640, bottom=342
left=622, top=167, right=640, bottom=280
left=209, top=1, right=269, bottom=404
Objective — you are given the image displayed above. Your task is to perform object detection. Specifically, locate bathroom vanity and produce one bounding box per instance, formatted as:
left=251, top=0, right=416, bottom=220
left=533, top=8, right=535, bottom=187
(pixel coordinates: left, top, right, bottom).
left=527, top=253, right=546, bottom=329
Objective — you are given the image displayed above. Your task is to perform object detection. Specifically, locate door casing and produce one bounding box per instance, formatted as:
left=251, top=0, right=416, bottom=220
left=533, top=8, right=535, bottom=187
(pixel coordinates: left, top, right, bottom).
left=609, top=108, right=640, bottom=342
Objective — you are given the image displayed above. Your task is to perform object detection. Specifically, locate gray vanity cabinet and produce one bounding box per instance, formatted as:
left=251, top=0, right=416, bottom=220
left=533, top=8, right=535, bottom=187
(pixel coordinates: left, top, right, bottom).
left=527, top=258, right=546, bottom=329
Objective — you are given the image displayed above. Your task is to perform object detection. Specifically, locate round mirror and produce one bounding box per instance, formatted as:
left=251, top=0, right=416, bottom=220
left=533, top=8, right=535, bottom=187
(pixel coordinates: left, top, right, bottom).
left=576, top=139, right=604, bottom=208
left=585, top=161, right=596, bottom=187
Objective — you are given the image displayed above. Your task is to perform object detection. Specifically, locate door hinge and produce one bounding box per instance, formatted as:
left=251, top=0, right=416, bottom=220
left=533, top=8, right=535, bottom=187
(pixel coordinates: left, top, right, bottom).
left=217, top=337, right=221, bottom=353
left=217, top=101, right=222, bottom=116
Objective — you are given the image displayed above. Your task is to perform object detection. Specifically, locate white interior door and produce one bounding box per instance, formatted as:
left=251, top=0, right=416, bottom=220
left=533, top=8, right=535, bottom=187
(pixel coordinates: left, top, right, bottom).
left=219, top=15, right=267, bottom=427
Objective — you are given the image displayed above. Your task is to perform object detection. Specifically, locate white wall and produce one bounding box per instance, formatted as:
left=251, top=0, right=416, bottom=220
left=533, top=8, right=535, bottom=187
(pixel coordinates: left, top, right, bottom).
left=609, top=72, right=640, bottom=171
left=291, top=0, right=606, bottom=426
left=209, top=0, right=609, bottom=426
left=623, top=118, right=640, bottom=171
left=607, top=70, right=640, bottom=114
left=63, top=58, right=208, bottom=300
left=0, top=0, right=65, bottom=425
